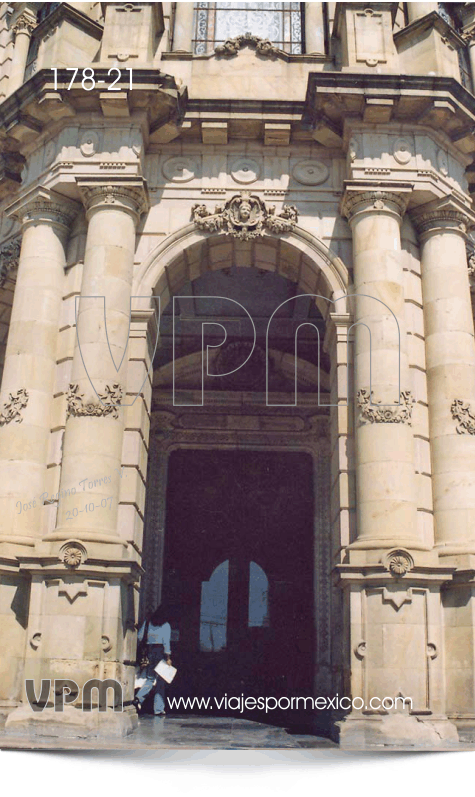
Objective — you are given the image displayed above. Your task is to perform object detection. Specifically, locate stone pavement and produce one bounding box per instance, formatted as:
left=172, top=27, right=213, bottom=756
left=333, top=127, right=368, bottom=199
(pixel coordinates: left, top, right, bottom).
left=0, top=715, right=337, bottom=751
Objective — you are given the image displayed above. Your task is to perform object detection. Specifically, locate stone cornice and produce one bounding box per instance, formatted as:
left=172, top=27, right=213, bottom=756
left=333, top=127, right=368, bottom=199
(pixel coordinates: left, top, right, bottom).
left=0, top=68, right=187, bottom=154
left=29, top=2, right=103, bottom=42
left=77, top=177, right=149, bottom=222
left=5, top=186, right=80, bottom=228
left=394, top=10, right=466, bottom=50
left=341, top=181, right=413, bottom=222
left=303, top=73, right=475, bottom=159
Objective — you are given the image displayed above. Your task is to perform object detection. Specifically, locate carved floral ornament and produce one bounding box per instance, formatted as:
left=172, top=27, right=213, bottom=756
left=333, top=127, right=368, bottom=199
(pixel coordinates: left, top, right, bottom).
left=67, top=383, right=123, bottom=420
left=192, top=193, right=298, bottom=241
left=451, top=399, right=475, bottom=435
left=59, top=541, right=87, bottom=569
left=0, top=388, right=29, bottom=426
left=356, top=389, right=415, bottom=426
left=215, top=33, right=282, bottom=58
left=0, top=238, right=20, bottom=288
left=383, top=549, right=414, bottom=578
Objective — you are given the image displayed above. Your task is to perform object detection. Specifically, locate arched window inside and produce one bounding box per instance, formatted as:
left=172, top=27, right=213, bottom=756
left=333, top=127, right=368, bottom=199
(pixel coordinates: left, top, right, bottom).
left=248, top=561, right=270, bottom=628
left=193, top=2, right=303, bottom=55
left=199, top=560, right=229, bottom=651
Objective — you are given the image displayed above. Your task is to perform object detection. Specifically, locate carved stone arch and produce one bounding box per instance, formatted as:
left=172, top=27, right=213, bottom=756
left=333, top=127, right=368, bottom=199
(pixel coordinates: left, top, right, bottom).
left=133, top=223, right=350, bottom=319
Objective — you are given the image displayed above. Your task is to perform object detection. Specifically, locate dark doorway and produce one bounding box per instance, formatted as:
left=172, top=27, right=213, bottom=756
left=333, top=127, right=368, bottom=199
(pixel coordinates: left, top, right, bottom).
left=161, top=449, right=315, bottom=730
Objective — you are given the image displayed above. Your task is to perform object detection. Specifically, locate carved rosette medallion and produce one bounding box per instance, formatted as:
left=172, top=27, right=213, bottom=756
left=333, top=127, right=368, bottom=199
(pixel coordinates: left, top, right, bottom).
left=0, top=388, right=29, bottom=426
left=0, top=238, right=21, bottom=287
left=451, top=399, right=475, bottom=435
left=60, top=541, right=87, bottom=569
left=215, top=33, right=282, bottom=58
left=356, top=389, right=415, bottom=426
left=192, top=193, right=298, bottom=240
left=383, top=549, right=414, bottom=577
left=67, top=383, right=123, bottom=420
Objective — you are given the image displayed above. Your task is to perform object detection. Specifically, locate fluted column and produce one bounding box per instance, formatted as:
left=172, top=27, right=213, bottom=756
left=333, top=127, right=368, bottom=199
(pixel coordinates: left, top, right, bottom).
left=305, top=2, right=325, bottom=54
left=48, top=179, right=148, bottom=550
left=342, top=185, right=420, bottom=550
left=172, top=1, right=194, bottom=52
left=0, top=188, right=78, bottom=549
left=412, top=199, right=475, bottom=556
left=8, top=11, right=35, bottom=95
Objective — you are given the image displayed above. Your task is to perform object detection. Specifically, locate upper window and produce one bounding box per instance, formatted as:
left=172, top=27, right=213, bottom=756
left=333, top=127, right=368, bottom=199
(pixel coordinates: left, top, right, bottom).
left=193, top=2, right=303, bottom=55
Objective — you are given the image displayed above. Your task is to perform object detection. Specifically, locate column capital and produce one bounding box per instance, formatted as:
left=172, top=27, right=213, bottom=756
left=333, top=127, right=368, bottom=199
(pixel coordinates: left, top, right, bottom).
left=11, top=11, right=36, bottom=37
left=411, top=196, right=475, bottom=239
left=5, top=186, right=80, bottom=230
left=341, top=181, right=413, bottom=224
left=77, top=177, right=149, bottom=224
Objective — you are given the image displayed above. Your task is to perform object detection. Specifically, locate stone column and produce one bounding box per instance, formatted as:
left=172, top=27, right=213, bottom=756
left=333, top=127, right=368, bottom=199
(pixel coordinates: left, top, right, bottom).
left=467, top=37, right=475, bottom=92
left=47, top=178, right=148, bottom=554
left=412, top=198, right=475, bottom=556
left=8, top=11, right=35, bottom=95
left=407, top=2, right=438, bottom=23
left=305, top=2, right=325, bottom=54
left=0, top=188, right=78, bottom=552
left=172, top=0, right=194, bottom=52
left=342, top=185, right=420, bottom=550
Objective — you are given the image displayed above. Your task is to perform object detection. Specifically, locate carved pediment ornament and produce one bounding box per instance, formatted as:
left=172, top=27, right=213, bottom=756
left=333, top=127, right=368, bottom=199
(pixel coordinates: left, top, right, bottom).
left=356, top=389, right=415, bottom=426
left=0, top=238, right=21, bottom=287
left=451, top=398, right=475, bottom=434
left=67, top=383, right=123, bottom=420
left=0, top=388, right=29, bottom=426
left=192, top=193, right=298, bottom=241
left=215, top=33, right=282, bottom=58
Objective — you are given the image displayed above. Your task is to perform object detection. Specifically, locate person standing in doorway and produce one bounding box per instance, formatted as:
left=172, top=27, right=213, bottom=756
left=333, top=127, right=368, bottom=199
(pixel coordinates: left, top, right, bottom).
left=134, top=605, right=172, bottom=716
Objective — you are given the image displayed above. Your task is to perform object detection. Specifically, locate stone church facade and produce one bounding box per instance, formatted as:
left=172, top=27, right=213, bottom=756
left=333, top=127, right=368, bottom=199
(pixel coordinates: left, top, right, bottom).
left=1, top=1, right=475, bottom=749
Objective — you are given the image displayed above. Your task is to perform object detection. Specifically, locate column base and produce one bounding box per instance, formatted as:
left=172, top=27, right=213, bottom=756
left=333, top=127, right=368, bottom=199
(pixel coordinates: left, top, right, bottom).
left=336, top=713, right=459, bottom=750
left=452, top=717, right=475, bottom=743
left=4, top=704, right=138, bottom=740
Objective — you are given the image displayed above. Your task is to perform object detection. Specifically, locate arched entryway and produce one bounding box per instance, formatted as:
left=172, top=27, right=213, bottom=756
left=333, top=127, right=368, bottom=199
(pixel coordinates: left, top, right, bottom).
left=134, top=228, right=350, bottom=734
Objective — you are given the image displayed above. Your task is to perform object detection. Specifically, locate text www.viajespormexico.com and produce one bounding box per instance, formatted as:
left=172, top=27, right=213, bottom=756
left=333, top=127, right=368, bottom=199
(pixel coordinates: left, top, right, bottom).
left=167, top=695, right=413, bottom=713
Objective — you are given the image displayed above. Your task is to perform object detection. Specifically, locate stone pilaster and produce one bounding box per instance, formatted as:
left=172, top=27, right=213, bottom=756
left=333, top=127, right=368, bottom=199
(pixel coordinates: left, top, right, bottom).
left=341, top=183, right=421, bottom=553
left=0, top=187, right=78, bottom=554
left=8, top=10, right=36, bottom=95
left=412, top=197, right=475, bottom=558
